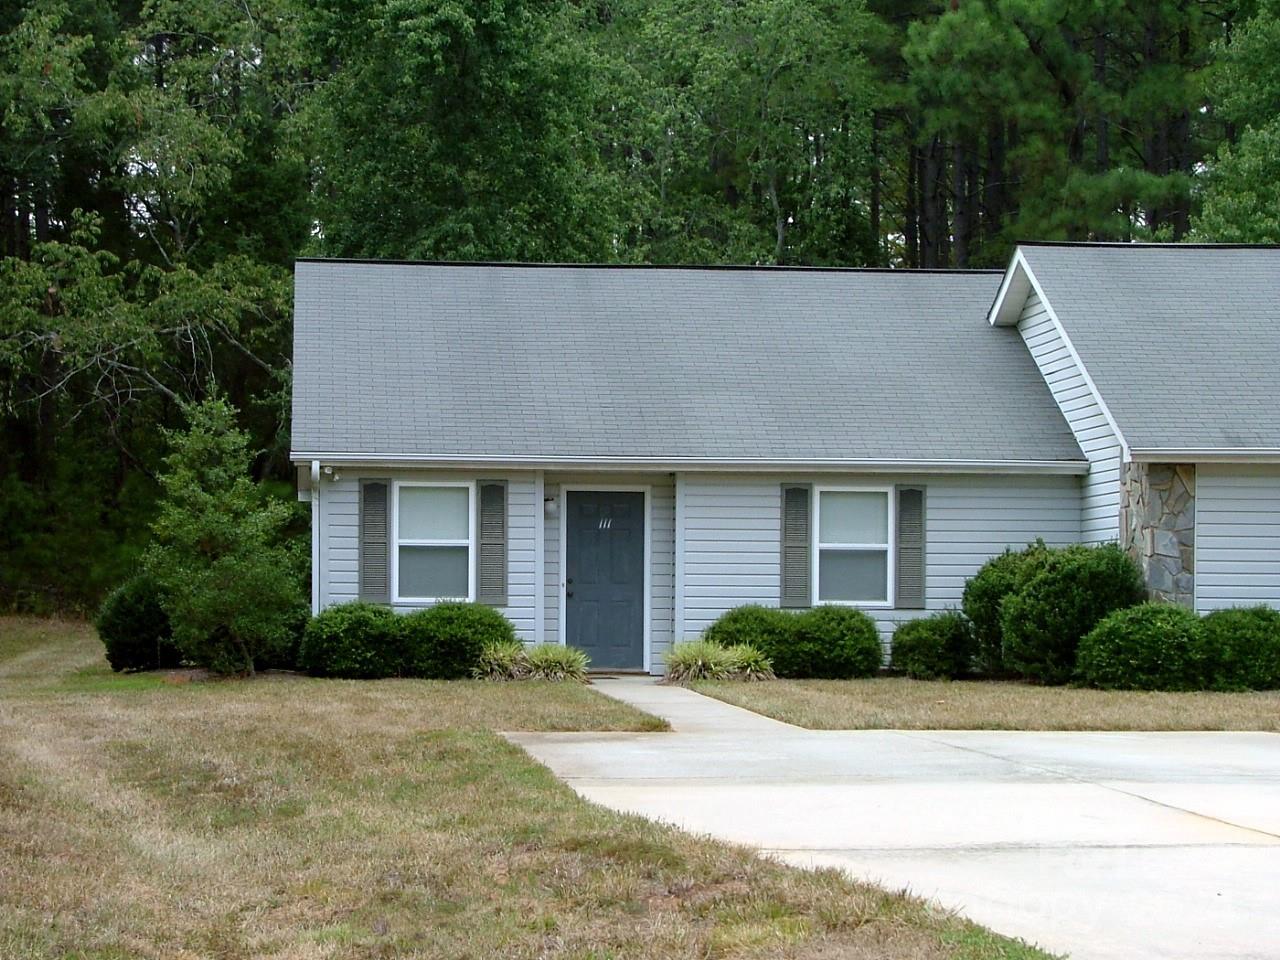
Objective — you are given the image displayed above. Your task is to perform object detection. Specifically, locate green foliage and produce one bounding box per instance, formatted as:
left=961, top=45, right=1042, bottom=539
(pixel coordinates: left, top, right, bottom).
left=1076, top=603, right=1211, bottom=692
left=94, top=575, right=179, bottom=672
left=299, top=602, right=404, bottom=679
left=787, top=606, right=883, bottom=679
left=1001, top=545, right=1146, bottom=685
left=143, top=398, right=306, bottom=675
left=664, top=640, right=775, bottom=684
left=702, top=604, right=795, bottom=658
left=474, top=639, right=531, bottom=681
left=890, top=611, right=975, bottom=680
left=962, top=541, right=1053, bottom=675
left=525, top=644, right=591, bottom=682
left=1201, top=606, right=1280, bottom=691
left=401, top=602, right=516, bottom=680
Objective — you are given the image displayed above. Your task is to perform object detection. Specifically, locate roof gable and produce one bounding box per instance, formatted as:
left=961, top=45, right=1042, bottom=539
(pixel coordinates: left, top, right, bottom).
left=999, top=243, right=1280, bottom=456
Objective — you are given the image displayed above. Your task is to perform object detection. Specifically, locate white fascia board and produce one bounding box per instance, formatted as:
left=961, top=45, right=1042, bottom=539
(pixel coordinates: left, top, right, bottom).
left=291, top=452, right=1090, bottom=475
left=1130, top=448, right=1280, bottom=464
left=988, top=248, right=1034, bottom=326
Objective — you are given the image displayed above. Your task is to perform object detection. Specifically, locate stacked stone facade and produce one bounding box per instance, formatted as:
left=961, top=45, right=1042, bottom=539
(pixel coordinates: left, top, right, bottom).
left=1119, top=462, right=1195, bottom=607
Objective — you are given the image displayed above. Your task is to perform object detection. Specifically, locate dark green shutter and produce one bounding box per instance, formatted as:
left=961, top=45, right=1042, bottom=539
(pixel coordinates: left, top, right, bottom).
left=895, top=486, right=926, bottom=609
left=780, top=484, right=812, bottom=609
left=476, top=481, right=508, bottom=606
left=359, top=479, right=391, bottom=603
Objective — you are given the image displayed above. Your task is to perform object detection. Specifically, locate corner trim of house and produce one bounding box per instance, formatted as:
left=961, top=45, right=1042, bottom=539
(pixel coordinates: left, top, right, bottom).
left=310, top=459, right=321, bottom=615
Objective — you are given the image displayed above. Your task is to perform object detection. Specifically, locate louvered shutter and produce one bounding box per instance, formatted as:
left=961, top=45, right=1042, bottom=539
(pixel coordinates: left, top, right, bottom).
left=476, top=481, right=508, bottom=606
left=780, top=484, right=812, bottom=609
left=895, top=486, right=926, bottom=609
left=359, top=480, right=391, bottom=603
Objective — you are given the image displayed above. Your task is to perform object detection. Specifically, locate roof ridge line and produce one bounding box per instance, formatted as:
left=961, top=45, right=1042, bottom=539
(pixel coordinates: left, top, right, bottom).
left=293, top=257, right=1005, bottom=275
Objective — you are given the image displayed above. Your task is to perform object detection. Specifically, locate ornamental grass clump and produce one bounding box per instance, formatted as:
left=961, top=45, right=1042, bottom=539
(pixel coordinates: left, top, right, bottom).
left=473, top=638, right=531, bottom=680
left=524, top=643, right=590, bottom=682
left=664, top=640, right=775, bottom=683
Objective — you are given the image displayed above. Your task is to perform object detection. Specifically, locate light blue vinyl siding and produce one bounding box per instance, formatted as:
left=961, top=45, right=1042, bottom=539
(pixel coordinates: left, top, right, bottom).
left=1017, top=292, right=1122, bottom=544
left=317, top=471, right=538, bottom=641
left=1196, top=464, right=1280, bottom=613
left=678, top=472, right=1081, bottom=645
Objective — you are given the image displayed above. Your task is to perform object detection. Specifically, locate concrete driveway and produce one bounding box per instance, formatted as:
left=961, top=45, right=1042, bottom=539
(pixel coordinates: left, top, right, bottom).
left=507, top=677, right=1280, bottom=960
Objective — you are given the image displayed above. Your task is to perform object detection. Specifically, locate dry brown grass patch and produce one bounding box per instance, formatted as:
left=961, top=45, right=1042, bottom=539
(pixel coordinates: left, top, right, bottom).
left=0, top=617, right=1053, bottom=959
left=697, top=676, right=1280, bottom=730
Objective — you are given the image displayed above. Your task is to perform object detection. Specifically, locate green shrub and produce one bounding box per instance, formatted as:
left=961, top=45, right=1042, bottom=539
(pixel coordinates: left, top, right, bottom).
left=890, top=611, right=975, bottom=680
left=1001, top=544, right=1146, bottom=684
left=525, top=643, right=590, bottom=682
left=702, top=604, right=794, bottom=652
left=144, top=398, right=307, bottom=675
left=665, top=640, right=776, bottom=683
left=299, top=602, right=404, bottom=678
left=785, top=606, right=883, bottom=679
left=401, top=602, right=515, bottom=679
left=962, top=540, right=1053, bottom=674
left=474, top=639, right=531, bottom=680
left=95, top=575, right=180, bottom=672
left=1077, top=603, right=1210, bottom=691
left=1201, top=606, right=1280, bottom=690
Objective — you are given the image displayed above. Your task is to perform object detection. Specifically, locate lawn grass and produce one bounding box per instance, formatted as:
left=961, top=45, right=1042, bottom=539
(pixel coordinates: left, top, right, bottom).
left=0, top=617, right=1054, bottom=959
left=696, top=676, right=1280, bottom=731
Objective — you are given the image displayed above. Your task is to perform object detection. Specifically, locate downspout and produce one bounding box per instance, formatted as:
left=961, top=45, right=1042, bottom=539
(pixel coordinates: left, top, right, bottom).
left=310, top=459, right=321, bottom=616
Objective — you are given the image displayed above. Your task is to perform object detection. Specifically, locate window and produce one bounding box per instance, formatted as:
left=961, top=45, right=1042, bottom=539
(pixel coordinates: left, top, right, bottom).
left=814, top=487, right=893, bottom=606
left=394, top=482, right=474, bottom=602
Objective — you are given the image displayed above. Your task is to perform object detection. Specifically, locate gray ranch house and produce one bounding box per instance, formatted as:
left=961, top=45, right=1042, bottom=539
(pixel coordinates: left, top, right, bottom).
left=292, top=243, right=1280, bottom=674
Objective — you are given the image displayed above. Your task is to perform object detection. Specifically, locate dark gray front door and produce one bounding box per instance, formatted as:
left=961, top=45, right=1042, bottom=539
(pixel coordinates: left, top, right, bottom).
left=565, top=490, right=645, bottom=670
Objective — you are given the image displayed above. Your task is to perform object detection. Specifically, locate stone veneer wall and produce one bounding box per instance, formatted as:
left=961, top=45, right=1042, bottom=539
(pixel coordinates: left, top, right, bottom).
left=1119, top=463, right=1195, bottom=607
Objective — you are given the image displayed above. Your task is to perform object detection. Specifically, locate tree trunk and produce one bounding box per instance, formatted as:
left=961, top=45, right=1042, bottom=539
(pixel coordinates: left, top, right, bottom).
left=870, top=112, right=882, bottom=264
left=953, top=141, right=972, bottom=268
left=904, top=141, right=920, bottom=268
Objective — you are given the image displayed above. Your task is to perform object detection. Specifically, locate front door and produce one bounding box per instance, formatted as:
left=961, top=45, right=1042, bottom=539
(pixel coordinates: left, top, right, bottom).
left=565, top=490, right=645, bottom=670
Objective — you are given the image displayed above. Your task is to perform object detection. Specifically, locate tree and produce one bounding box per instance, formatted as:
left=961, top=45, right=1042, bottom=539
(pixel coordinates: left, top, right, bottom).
left=301, top=0, right=625, bottom=261
left=144, top=397, right=305, bottom=675
left=1195, top=0, right=1280, bottom=241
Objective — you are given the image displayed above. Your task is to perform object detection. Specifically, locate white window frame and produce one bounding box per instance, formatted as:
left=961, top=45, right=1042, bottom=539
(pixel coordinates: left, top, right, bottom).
left=392, top=480, right=477, bottom=603
left=812, top=484, right=895, bottom=609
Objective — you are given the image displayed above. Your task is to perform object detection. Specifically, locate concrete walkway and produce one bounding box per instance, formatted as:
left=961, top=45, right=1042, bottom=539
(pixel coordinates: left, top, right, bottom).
left=507, top=677, right=1280, bottom=960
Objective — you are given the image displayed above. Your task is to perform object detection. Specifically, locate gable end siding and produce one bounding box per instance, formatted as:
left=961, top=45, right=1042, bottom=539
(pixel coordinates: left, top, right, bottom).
left=1017, top=292, right=1121, bottom=543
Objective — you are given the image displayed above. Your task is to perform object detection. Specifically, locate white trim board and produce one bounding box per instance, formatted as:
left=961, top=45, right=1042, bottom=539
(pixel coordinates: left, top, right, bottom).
left=292, top=452, right=1089, bottom=475
left=557, top=484, right=652, bottom=673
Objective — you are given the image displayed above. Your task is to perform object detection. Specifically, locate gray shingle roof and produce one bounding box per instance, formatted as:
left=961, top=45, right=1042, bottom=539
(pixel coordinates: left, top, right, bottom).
left=1019, top=244, right=1280, bottom=451
left=290, top=261, right=1084, bottom=463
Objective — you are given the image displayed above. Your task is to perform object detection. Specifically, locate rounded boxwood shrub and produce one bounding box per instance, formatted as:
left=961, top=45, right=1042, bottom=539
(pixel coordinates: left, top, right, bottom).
left=299, top=602, right=404, bottom=678
left=783, top=605, right=882, bottom=679
left=962, top=540, right=1052, bottom=675
left=1201, top=606, right=1280, bottom=691
left=401, top=602, right=516, bottom=679
left=95, top=575, right=180, bottom=672
left=1077, top=603, right=1210, bottom=691
left=890, top=611, right=975, bottom=680
left=1001, top=544, right=1146, bottom=684
left=702, top=604, right=795, bottom=652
